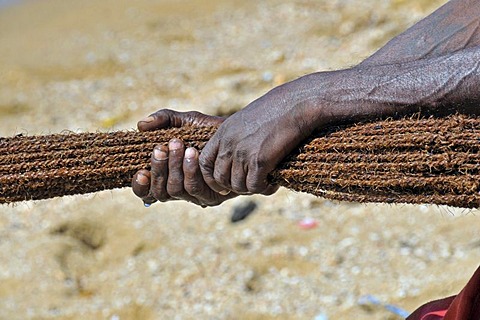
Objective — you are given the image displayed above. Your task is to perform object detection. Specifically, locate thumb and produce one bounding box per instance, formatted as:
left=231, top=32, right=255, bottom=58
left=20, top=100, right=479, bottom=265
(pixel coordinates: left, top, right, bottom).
left=137, top=109, right=179, bottom=131
left=138, top=109, right=225, bottom=132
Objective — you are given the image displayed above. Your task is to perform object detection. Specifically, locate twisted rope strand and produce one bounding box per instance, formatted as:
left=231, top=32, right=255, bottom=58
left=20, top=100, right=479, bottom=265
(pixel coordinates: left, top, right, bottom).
left=1, top=115, right=480, bottom=207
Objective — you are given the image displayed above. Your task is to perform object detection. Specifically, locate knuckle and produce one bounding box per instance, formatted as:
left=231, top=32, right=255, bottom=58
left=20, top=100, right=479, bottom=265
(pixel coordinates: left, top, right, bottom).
left=246, top=167, right=268, bottom=193
left=253, top=156, right=268, bottom=171
left=231, top=180, right=247, bottom=194
left=157, top=108, right=173, bottom=116
left=151, top=109, right=171, bottom=121
left=184, top=182, right=202, bottom=196
left=247, top=181, right=266, bottom=193
left=199, top=154, right=214, bottom=175
left=213, top=170, right=229, bottom=187
left=218, top=149, right=233, bottom=161
left=222, top=137, right=235, bottom=149
left=235, top=149, right=248, bottom=162
left=166, top=183, right=184, bottom=198
left=186, top=111, right=201, bottom=121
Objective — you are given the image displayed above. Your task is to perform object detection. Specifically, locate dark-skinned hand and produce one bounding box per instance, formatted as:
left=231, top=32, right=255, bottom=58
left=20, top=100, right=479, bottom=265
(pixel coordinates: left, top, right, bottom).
left=198, top=80, right=320, bottom=195
left=131, top=110, right=240, bottom=207
left=133, top=0, right=480, bottom=207
left=129, top=72, right=333, bottom=208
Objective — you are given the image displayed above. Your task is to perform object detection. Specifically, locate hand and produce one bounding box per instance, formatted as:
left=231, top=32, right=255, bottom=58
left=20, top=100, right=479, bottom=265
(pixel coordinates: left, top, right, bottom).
left=131, top=109, right=237, bottom=207
left=132, top=0, right=480, bottom=206
left=199, top=78, right=320, bottom=195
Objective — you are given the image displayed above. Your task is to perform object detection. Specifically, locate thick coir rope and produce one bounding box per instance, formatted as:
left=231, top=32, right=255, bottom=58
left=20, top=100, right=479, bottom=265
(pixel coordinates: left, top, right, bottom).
left=1, top=114, right=480, bottom=208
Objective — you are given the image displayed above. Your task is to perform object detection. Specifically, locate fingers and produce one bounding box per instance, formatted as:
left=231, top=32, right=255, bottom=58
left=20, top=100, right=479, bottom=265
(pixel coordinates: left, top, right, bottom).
left=153, top=139, right=201, bottom=204
left=149, top=145, right=170, bottom=202
left=183, top=147, right=205, bottom=196
left=166, top=139, right=187, bottom=198
left=246, top=167, right=270, bottom=194
left=148, top=139, right=196, bottom=204
left=199, top=134, right=274, bottom=195
left=132, top=170, right=150, bottom=198
left=132, top=137, right=240, bottom=207
left=231, top=152, right=249, bottom=194
left=213, top=151, right=233, bottom=192
left=132, top=170, right=157, bottom=206
left=183, top=147, right=237, bottom=205
left=199, top=138, right=225, bottom=194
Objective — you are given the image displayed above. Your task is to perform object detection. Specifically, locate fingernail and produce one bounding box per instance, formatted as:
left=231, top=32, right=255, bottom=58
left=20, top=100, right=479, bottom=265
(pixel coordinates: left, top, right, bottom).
left=140, top=116, right=155, bottom=123
left=219, top=190, right=231, bottom=196
left=153, top=147, right=168, bottom=161
left=136, top=173, right=149, bottom=185
left=184, top=147, right=196, bottom=160
left=169, top=139, right=182, bottom=151
left=144, top=203, right=151, bottom=208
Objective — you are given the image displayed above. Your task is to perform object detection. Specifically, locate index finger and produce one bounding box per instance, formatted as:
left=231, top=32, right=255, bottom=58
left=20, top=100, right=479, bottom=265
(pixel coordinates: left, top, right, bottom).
left=199, top=138, right=226, bottom=194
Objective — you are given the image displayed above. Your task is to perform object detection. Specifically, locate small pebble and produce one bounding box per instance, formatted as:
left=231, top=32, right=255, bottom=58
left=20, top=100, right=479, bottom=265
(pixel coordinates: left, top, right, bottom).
left=231, top=201, right=258, bottom=223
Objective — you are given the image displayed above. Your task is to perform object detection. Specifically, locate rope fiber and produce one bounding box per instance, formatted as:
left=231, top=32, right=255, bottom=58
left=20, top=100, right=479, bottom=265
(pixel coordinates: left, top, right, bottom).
left=1, top=114, right=480, bottom=208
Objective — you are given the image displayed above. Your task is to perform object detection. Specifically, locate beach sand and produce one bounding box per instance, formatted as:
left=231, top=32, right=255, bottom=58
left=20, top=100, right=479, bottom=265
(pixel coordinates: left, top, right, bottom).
left=1, top=0, right=479, bottom=319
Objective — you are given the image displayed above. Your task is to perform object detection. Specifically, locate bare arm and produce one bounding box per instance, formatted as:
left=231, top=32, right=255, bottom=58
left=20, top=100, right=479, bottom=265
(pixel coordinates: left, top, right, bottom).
left=299, top=45, right=480, bottom=128
left=200, top=45, right=480, bottom=195
left=361, top=0, right=480, bottom=67
left=133, top=0, right=480, bottom=206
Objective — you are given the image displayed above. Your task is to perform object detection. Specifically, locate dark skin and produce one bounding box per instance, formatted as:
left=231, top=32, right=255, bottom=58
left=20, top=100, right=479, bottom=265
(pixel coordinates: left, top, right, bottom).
left=132, top=0, right=480, bottom=207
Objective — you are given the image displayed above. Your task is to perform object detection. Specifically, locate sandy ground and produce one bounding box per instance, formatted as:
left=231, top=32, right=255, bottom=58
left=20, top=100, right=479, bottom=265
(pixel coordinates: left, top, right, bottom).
left=1, top=0, right=480, bottom=319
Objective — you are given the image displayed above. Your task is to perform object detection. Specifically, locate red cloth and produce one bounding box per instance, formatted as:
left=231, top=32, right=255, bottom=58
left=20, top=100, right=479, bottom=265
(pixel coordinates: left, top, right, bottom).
left=407, top=265, right=480, bottom=320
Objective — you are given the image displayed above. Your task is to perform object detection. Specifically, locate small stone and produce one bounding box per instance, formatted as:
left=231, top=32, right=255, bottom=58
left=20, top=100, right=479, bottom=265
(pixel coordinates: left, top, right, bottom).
left=231, top=201, right=258, bottom=223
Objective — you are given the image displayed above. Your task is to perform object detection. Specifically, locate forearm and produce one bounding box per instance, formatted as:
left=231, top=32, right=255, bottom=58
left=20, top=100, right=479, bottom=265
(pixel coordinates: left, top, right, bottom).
left=289, top=0, right=480, bottom=128
left=291, top=46, right=480, bottom=127
left=361, top=0, right=480, bottom=67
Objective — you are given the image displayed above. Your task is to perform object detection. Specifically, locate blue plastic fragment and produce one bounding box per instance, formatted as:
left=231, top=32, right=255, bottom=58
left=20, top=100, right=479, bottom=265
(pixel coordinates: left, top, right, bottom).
left=384, top=304, right=410, bottom=318
left=358, top=294, right=410, bottom=318
left=359, top=294, right=381, bottom=305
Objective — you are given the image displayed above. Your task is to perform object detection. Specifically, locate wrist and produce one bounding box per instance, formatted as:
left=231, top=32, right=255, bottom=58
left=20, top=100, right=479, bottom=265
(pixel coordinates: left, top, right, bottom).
left=289, top=71, right=361, bottom=129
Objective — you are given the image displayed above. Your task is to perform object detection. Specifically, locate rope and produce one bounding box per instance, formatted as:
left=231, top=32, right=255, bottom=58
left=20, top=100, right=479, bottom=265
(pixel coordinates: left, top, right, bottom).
left=1, top=115, right=479, bottom=208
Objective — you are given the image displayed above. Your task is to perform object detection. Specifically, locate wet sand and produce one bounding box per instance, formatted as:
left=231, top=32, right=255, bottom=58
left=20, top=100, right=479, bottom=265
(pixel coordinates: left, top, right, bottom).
left=1, top=0, right=480, bottom=319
